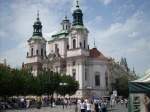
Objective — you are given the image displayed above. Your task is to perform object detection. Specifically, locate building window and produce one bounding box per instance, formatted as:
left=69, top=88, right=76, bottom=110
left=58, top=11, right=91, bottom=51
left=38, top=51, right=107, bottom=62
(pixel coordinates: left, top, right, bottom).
left=95, top=75, right=100, bottom=86
left=73, top=39, right=76, bottom=48
left=73, top=61, right=75, bottom=66
left=66, top=25, right=67, bottom=30
left=73, top=73, right=76, bottom=79
left=41, top=48, right=43, bottom=56
left=85, top=72, right=87, bottom=80
left=84, top=40, right=86, bottom=48
left=31, top=48, right=34, bottom=56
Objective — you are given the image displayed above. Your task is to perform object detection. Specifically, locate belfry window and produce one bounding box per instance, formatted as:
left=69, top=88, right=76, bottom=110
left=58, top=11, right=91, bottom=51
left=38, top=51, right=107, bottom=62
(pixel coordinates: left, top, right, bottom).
left=41, top=48, right=43, bottom=56
left=84, top=40, right=86, bottom=48
left=73, top=61, right=76, bottom=66
left=85, top=72, right=87, bottom=80
left=73, top=39, right=76, bottom=48
left=95, top=75, right=100, bottom=86
left=73, top=72, right=76, bottom=79
left=31, top=48, right=34, bottom=56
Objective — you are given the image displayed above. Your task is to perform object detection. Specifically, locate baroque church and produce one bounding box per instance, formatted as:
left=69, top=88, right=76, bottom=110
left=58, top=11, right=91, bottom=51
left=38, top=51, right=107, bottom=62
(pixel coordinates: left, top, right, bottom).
left=25, top=1, right=137, bottom=98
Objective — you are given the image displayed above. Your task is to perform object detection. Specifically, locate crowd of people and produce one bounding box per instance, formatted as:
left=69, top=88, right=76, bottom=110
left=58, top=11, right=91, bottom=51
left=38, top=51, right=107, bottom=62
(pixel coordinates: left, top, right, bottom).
left=0, top=96, right=129, bottom=112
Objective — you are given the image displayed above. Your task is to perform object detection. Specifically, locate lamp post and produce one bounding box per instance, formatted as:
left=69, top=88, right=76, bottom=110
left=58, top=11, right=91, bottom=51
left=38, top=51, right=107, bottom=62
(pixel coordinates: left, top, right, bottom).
left=87, top=86, right=92, bottom=98
left=59, top=82, right=67, bottom=109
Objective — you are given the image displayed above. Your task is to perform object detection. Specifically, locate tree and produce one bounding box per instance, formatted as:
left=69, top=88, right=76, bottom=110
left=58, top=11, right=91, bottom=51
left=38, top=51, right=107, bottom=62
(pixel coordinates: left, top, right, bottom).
left=36, top=70, right=61, bottom=97
left=114, top=76, right=129, bottom=97
left=57, top=75, right=79, bottom=97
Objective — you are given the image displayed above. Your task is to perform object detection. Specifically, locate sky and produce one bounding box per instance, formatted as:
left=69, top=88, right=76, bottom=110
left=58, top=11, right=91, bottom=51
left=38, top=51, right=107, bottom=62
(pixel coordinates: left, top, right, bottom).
left=0, top=0, right=150, bottom=76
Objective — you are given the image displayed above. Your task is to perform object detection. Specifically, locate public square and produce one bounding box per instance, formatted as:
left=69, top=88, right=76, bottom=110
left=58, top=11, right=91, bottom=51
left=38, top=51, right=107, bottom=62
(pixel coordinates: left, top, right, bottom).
left=3, top=104, right=128, bottom=112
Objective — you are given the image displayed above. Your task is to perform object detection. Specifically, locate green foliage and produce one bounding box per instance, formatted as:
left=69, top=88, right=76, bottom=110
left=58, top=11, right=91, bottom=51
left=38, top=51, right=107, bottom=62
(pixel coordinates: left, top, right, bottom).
left=0, top=65, right=79, bottom=97
left=57, top=75, right=79, bottom=96
left=114, top=76, right=129, bottom=97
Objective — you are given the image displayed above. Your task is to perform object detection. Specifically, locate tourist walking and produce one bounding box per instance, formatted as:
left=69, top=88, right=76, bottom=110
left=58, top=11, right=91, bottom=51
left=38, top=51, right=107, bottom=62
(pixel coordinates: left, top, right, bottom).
left=20, top=97, right=25, bottom=109
left=37, top=96, right=42, bottom=109
left=124, top=98, right=128, bottom=108
left=94, top=101, right=100, bottom=112
left=77, top=98, right=81, bottom=112
left=80, top=99, right=86, bottom=112
left=101, top=101, right=106, bottom=112
left=86, top=100, right=92, bottom=112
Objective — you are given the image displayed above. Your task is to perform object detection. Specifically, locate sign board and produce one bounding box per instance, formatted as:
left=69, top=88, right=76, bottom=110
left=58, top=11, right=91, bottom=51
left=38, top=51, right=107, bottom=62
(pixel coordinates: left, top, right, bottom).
left=130, top=93, right=149, bottom=112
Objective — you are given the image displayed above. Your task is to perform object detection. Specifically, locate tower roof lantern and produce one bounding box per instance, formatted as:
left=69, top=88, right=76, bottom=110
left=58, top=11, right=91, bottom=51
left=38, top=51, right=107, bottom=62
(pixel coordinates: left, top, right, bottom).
left=74, top=0, right=82, bottom=13
left=32, top=10, right=43, bottom=37
left=34, top=10, right=42, bottom=25
left=61, top=15, right=70, bottom=23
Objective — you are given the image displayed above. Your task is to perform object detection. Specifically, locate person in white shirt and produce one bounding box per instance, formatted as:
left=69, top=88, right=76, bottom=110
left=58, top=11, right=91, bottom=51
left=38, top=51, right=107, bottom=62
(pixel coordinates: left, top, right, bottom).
left=77, top=98, right=81, bottom=112
left=80, top=99, right=86, bottom=112
left=86, top=100, right=92, bottom=112
left=20, top=98, right=25, bottom=109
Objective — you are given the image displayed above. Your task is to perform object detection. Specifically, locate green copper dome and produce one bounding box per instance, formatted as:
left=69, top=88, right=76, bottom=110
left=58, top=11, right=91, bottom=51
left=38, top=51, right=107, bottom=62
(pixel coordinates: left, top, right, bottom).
left=61, top=15, right=69, bottom=23
left=34, top=19, right=41, bottom=25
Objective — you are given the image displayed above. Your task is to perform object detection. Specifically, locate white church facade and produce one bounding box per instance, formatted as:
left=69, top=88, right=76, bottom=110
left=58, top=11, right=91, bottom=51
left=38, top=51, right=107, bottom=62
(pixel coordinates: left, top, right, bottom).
left=25, top=1, right=137, bottom=98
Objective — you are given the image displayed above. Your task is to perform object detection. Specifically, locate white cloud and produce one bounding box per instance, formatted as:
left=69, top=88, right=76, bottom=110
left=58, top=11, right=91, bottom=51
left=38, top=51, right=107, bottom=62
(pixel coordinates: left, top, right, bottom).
left=1, top=41, right=28, bottom=67
left=128, top=32, right=140, bottom=37
left=100, top=0, right=112, bottom=6
left=0, top=30, right=7, bottom=38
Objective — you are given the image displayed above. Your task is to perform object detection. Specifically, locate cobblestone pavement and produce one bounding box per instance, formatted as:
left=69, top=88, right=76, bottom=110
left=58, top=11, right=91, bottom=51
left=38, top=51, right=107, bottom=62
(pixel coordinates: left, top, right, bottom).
left=2, top=104, right=128, bottom=112
left=108, top=104, right=128, bottom=112
left=3, top=105, right=76, bottom=112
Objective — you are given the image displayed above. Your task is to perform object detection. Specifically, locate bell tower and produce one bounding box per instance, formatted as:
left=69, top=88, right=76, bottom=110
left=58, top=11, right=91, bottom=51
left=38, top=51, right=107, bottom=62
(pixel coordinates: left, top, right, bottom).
left=67, top=1, right=89, bottom=57
left=25, top=10, right=47, bottom=76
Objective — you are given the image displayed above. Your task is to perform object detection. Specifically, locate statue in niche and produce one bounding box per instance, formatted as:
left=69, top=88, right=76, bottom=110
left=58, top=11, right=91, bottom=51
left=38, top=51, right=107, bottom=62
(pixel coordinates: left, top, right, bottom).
left=58, top=53, right=60, bottom=57
left=27, top=52, right=29, bottom=57
left=67, top=44, right=69, bottom=49
left=36, top=50, right=38, bottom=55
left=57, top=48, right=59, bottom=53
left=79, top=42, right=82, bottom=47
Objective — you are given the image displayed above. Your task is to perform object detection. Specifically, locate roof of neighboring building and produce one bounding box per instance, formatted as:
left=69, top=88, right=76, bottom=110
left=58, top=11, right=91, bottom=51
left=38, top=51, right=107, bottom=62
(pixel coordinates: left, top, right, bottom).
left=89, top=48, right=107, bottom=58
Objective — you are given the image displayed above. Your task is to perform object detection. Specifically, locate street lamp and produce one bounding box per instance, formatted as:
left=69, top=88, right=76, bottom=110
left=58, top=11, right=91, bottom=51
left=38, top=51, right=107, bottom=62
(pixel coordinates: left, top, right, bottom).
left=86, top=86, right=92, bottom=98
left=59, top=82, right=67, bottom=109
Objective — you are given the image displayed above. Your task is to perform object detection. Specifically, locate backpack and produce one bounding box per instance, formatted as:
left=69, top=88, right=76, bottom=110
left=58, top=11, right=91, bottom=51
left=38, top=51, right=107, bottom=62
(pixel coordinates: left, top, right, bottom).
left=101, top=104, right=105, bottom=109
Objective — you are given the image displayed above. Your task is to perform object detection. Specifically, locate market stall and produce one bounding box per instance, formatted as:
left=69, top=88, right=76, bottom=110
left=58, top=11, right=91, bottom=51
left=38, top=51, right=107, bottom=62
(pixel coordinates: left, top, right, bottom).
left=128, top=69, right=150, bottom=112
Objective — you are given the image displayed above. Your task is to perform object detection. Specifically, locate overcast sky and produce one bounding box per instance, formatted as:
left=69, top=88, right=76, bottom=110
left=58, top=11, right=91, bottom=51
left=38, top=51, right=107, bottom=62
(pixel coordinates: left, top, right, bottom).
left=0, top=0, right=150, bottom=76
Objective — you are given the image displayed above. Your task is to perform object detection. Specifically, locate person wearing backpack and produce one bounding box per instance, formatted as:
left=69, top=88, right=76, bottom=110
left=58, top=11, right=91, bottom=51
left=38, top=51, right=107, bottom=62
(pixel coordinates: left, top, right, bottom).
left=101, top=101, right=106, bottom=112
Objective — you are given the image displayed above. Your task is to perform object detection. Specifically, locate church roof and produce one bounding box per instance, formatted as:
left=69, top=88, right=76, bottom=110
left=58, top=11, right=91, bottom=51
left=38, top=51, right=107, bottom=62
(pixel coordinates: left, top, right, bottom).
left=89, top=48, right=107, bottom=58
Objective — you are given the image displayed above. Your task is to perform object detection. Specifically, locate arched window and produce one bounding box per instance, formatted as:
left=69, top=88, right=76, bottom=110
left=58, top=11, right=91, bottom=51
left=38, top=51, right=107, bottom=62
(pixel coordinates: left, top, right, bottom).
left=73, top=61, right=76, bottom=66
left=66, top=25, right=67, bottom=30
left=31, top=48, right=34, bottom=56
left=73, top=72, right=76, bottom=79
left=95, top=75, right=100, bottom=86
left=55, top=44, right=57, bottom=53
left=73, top=39, right=76, bottom=48
left=85, top=72, right=87, bottom=80
left=84, top=40, right=86, bottom=48
left=41, top=48, right=43, bottom=56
